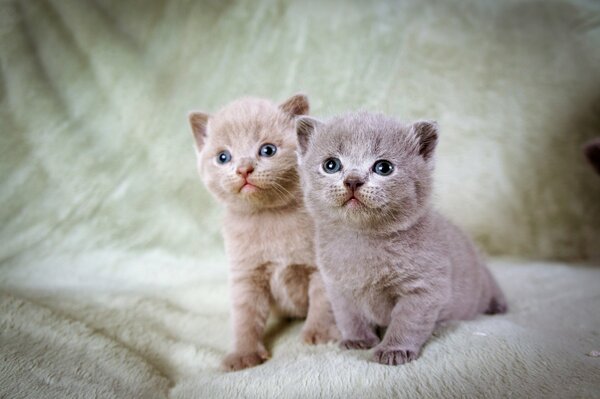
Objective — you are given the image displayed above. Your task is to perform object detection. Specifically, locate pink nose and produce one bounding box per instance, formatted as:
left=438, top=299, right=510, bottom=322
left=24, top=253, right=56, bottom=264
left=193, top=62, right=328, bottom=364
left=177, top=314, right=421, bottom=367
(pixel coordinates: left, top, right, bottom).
left=236, top=165, right=254, bottom=178
left=344, top=177, right=364, bottom=192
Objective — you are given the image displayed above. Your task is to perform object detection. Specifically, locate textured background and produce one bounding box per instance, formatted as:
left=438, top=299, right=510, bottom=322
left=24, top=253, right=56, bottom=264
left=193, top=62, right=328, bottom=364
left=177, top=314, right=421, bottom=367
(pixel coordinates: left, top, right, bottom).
left=1, top=0, right=600, bottom=266
left=1, top=1, right=600, bottom=398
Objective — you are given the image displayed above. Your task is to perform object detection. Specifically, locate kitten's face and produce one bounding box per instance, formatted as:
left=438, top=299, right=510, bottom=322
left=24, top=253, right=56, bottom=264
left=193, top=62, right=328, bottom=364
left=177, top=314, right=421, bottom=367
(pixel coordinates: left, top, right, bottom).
left=190, top=96, right=309, bottom=211
left=298, top=112, right=438, bottom=230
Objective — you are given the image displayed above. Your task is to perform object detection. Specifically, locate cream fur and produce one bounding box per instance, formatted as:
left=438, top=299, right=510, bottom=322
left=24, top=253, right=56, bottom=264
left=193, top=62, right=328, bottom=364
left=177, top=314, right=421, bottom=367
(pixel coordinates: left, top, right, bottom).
left=189, top=95, right=338, bottom=371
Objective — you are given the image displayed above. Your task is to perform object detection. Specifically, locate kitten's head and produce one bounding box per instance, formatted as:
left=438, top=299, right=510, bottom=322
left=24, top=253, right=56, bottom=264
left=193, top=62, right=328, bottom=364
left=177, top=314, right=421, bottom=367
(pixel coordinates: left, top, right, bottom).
left=296, top=111, right=438, bottom=230
left=189, top=94, right=309, bottom=211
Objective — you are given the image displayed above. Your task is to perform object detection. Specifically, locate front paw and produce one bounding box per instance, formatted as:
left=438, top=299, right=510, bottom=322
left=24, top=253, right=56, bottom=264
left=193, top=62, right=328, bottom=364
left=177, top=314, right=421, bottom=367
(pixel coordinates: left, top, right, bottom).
left=340, top=336, right=380, bottom=350
left=302, top=323, right=341, bottom=344
left=221, top=349, right=270, bottom=372
left=372, top=346, right=419, bottom=365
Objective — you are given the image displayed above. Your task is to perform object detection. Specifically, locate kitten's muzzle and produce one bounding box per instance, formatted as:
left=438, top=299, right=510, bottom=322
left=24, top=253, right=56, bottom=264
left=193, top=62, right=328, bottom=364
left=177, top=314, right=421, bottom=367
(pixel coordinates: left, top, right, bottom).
left=344, top=176, right=365, bottom=193
left=235, top=159, right=259, bottom=193
left=236, top=163, right=255, bottom=178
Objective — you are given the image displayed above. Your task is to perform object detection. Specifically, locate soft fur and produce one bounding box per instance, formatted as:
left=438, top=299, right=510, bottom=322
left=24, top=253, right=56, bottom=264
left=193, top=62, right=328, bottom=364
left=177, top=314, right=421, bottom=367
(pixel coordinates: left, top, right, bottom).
left=297, top=112, right=507, bottom=365
left=188, top=95, right=338, bottom=371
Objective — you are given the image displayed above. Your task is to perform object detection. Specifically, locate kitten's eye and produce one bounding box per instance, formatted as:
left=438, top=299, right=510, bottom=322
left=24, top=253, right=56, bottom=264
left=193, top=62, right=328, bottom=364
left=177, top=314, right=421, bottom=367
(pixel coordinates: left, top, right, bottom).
left=259, top=143, right=277, bottom=157
left=322, top=157, right=342, bottom=174
left=217, top=150, right=232, bottom=164
left=373, top=160, right=394, bottom=176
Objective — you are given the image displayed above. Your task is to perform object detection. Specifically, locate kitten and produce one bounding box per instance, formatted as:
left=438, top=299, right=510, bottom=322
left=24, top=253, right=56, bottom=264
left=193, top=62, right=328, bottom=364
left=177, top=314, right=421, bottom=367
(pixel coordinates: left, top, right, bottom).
left=296, top=111, right=507, bottom=366
left=189, top=94, right=339, bottom=371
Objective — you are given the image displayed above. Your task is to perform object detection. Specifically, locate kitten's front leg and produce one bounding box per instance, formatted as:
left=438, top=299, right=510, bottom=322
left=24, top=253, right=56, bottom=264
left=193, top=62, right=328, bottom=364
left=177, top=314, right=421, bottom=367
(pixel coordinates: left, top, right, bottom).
left=222, top=266, right=271, bottom=371
left=328, top=286, right=380, bottom=350
left=373, top=294, right=441, bottom=365
left=301, top=271, right=340, bottom=344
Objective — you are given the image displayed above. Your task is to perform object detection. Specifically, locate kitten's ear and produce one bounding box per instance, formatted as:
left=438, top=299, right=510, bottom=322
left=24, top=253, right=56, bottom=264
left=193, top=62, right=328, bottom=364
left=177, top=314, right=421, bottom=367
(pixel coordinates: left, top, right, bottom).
left=296, top=116, right=322, bottom=155
left=279, top=93, right=310, bottom=116
left=188, top=111, right=210, bottom=150
left=411, top=120, right=439, bottom=160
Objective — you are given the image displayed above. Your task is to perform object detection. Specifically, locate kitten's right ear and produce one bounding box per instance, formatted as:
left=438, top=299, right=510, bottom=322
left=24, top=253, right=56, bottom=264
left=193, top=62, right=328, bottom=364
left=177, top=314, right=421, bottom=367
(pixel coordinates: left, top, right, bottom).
left=410, top=120, right=439, bottom=160
left=188, top=111, right=210, bottom=150
left=296, top=116, right=322, bottom=155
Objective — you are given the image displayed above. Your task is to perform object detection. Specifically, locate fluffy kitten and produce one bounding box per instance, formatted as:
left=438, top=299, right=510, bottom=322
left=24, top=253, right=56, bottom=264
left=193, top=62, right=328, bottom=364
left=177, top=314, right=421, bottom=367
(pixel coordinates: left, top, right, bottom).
left=296, top=111, right=507, bottom=366
left=189, top=95, right=338, bottom=371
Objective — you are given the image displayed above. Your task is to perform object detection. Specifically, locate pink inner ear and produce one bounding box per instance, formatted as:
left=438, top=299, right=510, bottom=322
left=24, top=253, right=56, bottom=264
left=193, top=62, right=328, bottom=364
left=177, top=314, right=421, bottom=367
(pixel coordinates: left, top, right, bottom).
left=189, top=112, right=209, bottom=148
left=296, top=116, right=321, bottom=155
left=189, top=112, right=208, bottom=134
left=413, top=121, right=438, bottom=159
left=419, top=131, right=437, bottom=158
left=280, top=94, right=310, bottom=116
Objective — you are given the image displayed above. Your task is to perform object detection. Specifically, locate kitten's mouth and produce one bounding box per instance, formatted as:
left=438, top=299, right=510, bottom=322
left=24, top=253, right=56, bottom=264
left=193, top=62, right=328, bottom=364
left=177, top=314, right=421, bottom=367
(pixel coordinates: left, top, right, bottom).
left=239, top=179, right=259, bottom=194
left=343, top=196, right=364, bottom=208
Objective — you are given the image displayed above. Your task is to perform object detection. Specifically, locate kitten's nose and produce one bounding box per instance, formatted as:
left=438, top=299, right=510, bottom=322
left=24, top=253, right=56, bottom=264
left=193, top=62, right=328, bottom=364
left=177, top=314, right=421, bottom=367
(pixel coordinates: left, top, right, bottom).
left=344, top=177, right=364, bottom=192
left=236, top=164, right=254, bottom=178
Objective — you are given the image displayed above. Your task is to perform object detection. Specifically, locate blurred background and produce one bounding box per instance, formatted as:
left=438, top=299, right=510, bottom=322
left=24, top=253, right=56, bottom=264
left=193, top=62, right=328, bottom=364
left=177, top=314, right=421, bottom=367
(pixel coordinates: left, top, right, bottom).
left=1, top=0, right=600, bottom=270
left=1, top=1, right=600, bottom=397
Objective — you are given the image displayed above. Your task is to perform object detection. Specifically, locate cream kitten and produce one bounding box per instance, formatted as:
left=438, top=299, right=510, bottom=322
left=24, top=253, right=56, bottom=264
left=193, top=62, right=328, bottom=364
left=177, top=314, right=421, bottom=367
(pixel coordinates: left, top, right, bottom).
left=296, top=111, right=507, bottom=365
left=189, top=95, right=338, bottom=371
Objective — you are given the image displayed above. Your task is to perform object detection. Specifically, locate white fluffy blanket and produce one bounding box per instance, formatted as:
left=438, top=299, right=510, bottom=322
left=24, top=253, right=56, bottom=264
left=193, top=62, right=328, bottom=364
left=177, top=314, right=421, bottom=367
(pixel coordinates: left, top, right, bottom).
left=1, top=257, right=599, bottom=398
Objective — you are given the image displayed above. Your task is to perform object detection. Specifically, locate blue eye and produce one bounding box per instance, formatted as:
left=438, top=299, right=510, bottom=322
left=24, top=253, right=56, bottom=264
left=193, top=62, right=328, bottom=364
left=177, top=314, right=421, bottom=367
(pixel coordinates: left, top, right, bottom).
left=323, top=158, right=342, bottom=173
left=217, top=150, right=231, bottom=164
left=373, top=160, right=394, bottom=176
left=259, top=143, right=277, bottom=157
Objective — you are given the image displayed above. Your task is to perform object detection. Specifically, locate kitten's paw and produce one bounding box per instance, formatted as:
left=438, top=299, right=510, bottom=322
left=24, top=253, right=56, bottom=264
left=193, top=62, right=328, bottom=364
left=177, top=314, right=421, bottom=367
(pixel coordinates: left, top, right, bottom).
left=340, top=336, right=380, bottom=350
left=373, top=346, right=419, bottom=365
left=302, top=323, right=341, bottom=344
left=221, top=349, right=270, bottom=372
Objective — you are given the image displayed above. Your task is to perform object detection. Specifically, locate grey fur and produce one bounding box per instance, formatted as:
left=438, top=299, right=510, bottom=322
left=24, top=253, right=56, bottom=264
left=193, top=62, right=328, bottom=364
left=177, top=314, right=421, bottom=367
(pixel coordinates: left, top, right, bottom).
left=296, top=111, right=507, bottom=365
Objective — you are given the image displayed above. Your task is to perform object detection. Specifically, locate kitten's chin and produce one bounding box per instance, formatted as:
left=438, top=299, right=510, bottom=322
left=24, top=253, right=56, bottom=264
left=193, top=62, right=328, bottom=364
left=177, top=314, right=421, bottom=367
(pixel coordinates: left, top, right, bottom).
left=239, top=183, right=260, bottom=195
left=227, top=185, right=300, bottom=212
left=321, top=202, right=373, bottom=225
left=341, top=207, right=375, bottom=225
left=313, top=202, right=419, bottom=233
left=342, top=206, right=429, bottom=233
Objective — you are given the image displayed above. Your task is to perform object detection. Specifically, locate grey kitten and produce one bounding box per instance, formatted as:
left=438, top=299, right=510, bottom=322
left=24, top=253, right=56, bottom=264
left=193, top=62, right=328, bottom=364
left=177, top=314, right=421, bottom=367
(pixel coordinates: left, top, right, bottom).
left=296, top=111, right=507, bottom=365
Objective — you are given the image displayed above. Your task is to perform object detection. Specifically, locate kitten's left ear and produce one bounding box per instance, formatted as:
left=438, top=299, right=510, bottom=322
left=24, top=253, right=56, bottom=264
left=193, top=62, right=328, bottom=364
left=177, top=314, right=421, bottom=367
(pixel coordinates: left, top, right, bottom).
left=279, top=93, right=310, bottom=116
left=188, top=111, right=210, bottom=150
left=411, top=120, right=439, bottom=160
left=296, top=116, right=322, bottom=155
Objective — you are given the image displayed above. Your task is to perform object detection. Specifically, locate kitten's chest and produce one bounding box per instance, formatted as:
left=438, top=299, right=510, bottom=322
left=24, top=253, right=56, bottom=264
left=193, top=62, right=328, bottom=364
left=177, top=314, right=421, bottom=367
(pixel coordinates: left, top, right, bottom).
left=318, top=227, right=418, bottom=323
left=319, top=229, right=404, bottom=286
left=224, top=209, right=315, bottom=266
